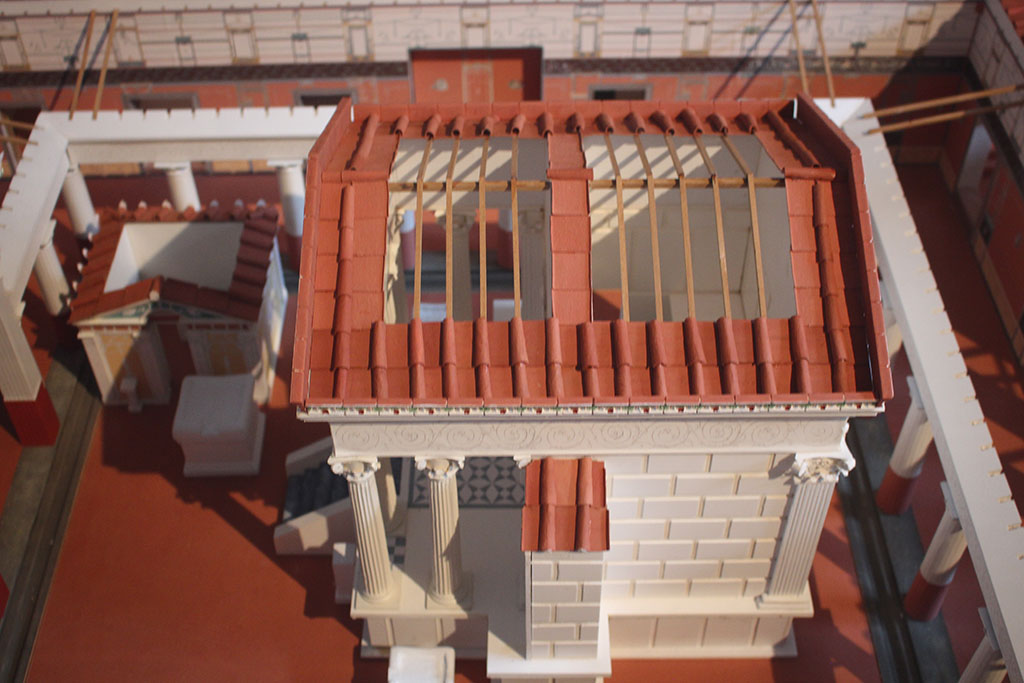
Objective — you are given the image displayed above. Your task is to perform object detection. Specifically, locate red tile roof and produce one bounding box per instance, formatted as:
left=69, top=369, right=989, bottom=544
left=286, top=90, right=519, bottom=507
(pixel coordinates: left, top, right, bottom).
left=521, top=457, right=609, bottom=553
left=69, top=204, right=279, bottom=325
left=291, top=96, right=891, bottom=410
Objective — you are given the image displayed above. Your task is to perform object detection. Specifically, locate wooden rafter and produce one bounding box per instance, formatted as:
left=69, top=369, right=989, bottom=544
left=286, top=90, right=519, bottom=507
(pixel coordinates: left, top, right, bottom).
left=694, top=135, right=732, bottom=319
left=721, top=135, right=768, bottom=318
left=665, top=134, right=696, bottom=319
left=603, top=131, right=630, bottom=322
left=868, top=98, right=1024, bottom=135
left=810, top=0, right=835, bottom=106
left=69, top=11, right=96, bottom=120
left=387, top=177, right=785, bottom=193
left=444, top=138, right=460, bottom=319
left=633, top=133, right=664, bottom=321
left=866, top=83, right=1024, bottom=119
left=478, top=137, right=489, bottom=320
left=92, top=10, right=119, bottom=120
left=787, top=0, right=810, bottom=96
left=412, top=138, right=432, bottom=319
left=511, top=134, right=522, bottom=319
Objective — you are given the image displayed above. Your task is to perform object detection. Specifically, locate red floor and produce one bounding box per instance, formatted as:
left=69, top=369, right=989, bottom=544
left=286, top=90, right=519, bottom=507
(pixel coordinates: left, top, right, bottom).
left=10, top=168, right=1021, bottom=681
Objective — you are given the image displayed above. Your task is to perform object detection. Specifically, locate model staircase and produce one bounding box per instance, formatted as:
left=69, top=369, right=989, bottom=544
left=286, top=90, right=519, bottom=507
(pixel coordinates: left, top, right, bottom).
left=282, top=461, right=349, bottom=522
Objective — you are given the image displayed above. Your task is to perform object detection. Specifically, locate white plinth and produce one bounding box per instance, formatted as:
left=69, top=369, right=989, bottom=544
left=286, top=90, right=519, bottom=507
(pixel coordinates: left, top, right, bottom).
left=388, top=646, right=455, bottom=683
left=172, top=374, right=264, bottom=477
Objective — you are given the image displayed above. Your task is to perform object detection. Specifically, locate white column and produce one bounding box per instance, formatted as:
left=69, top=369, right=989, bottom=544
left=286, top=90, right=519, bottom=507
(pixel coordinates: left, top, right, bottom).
left=329, top=456, right=396, bottom=603
left=62, top=164, right=99, bottom=237
left=904, top=482, right=968, bottom=620
left=760, top=445, right=854, bottom=604
left=960, top=610, right=1007, bottom=683
left=419, top=456, right=471, bottom=607
left=155, top=162, right=201, bottom=212
left=269, top=160, right=305, bottom=241
left=889, top=377, right=933, bottom=479
left=0, top=296, right=43, bottom=401
left=451, top=215, right=472, bottom=321
left=33, top=226, right=70, bottom=316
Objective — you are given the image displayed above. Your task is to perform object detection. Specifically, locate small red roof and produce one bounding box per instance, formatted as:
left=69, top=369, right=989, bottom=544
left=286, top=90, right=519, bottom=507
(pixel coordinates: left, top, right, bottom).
left=522, top=457, right=609, bottom=553
left=70, top=204, right=279, bottom=325
left=291, top=96, right=891, bottom=410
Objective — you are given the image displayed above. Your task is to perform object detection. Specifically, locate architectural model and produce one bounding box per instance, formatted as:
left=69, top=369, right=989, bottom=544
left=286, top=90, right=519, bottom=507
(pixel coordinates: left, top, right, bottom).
left=286, top=95, right=890, bottom=680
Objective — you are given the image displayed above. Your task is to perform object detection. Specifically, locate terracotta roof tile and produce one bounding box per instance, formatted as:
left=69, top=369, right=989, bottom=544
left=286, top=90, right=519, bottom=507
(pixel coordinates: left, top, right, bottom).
left=522, top=457, right=609, bottom=553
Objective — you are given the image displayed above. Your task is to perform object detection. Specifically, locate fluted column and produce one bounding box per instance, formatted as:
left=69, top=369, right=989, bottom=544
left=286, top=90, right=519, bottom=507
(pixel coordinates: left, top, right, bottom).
left=329, top=456, right=396, bottom=603
left=760, top=444, right=854, bottom=605
left=34, top=228, right=70, bottom=315
left=877, top=376, right=933, bottom=514
left=155, top=162, right=201, bottom=212
left=419, top=456, right=471, bottom=607
left=62, top=164, right=99, bottom=237
left=960, top=609, right=1006, bottom=683
left=905, top=482, right=967, bottom=621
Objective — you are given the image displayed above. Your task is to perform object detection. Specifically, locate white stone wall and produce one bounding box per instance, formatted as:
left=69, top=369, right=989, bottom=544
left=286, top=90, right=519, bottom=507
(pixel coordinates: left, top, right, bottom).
left=527, top=550, right=606, bottom=660
left=0, top=1, right=978, bottom=71
left=600, top=452, right=793, bottom=601
left=970, top=4, right=1024, bottom=162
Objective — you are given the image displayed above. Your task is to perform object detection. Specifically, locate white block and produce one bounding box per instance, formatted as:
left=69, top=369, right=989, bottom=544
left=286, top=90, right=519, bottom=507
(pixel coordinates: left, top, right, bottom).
left=721, top=559, right=772, bottom=579
left=599, top=455, right=646, bottom=474
left=172, top=374, right=264, bottom=477
left=392, top=618, right=441, bottom=647
left=642, top=497, right=700, bottom=519
left=752, top=539, right=777, bottom=559
left=610, top=520, right=668, bottom=541
left=606, top=541, right=637, bottom=561
left=609, top=617, right=655, bottom=649
left=532, top=623, right=577, bottom=642
left=647, top=454, right=710, bottom=473
left=668, top=519, right=727, bottom=540
left=388, top=646, right=455, bottom=683
left=607, top=498, right=641, bottom=519
left=709, top=453, right=773, bottom=473
left=753, top=617, right=794, bottom=647
left=580, top=624, right=600, bottom=641
left=637, top=540, right=694, bottom=561
left=606, top=561, right=661, bottom=581
left=729, top=518, right=782, bottom=539
left=581, top=581, right=602, bottom=602
left=555, top=603, right=601, bottom=624
left=695, top=539, right=752, bottom=560
left=529, top=642, right=553, bottom=658
left=745, top=578, right=767, bottom=597
left=737, top=474, right=792, bottom=495
left=689, top=579, right=745, bottom=599
left=653, top=616, right=704, bottom=647
left=557, top=560, right=604, bottom=582
left=663, top=560, right=721, bottom=580
left=634, top=580, right=690, bottom=599
left=532, top=605, right=553, bottom=624
left=532, top=560, right=556, bottom=581
left=612, top=474, right=673, bottom=497
left=532, top=581, right=580, bottom=604
left=704, top=616, right=755, bottom=647
left=702, top=496, right=761, bottom=518
left=673, top=474, right=736, bottom=495
left=554, top=641, right=598, bottom=658
left=602, top=580, right=633, bottom=598
left=761, top=496, right=789, bottom=516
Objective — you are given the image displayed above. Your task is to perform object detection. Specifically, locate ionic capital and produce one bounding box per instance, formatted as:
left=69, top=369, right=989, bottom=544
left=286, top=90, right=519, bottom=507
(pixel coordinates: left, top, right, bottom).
left=328, top=455, right=380, bottom=480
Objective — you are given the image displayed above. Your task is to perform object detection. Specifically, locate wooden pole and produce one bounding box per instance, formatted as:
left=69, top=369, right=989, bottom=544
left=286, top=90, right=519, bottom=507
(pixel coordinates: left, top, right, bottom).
left=478, top=138, right=489, bottom=320
left=386, top=177, right=784, bottom=193
left=604, top=132, right=630, bottom=322
left=810, top=0, right=835, bottom=106
left=865, top=83, right=1024, bottom=119
left=69, top=11, right=96, bottom=120
left=92, top=10, right=119, bottom=120
left=511, top=135, right=522, bottom=319
left=788, top=0, right=810, bottom=96
left=444, top=138, right=459, bottom=320
left=695, top=136, right=731, bottom=319
left=722, top=136, right=768, bottom=318
left=665, top=134, right=696, bottom=319
left=634, top=133, right=664, bottom=321
left=868, top=99, right=1024, bottom=135
left=412, top=139, right=432, bottom=319
left=0, top=117, right=35, bottom=132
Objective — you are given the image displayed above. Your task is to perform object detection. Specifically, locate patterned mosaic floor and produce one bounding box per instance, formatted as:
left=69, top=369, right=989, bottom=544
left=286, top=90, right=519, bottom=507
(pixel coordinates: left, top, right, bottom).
left=405, top=457, right=526, bottom=508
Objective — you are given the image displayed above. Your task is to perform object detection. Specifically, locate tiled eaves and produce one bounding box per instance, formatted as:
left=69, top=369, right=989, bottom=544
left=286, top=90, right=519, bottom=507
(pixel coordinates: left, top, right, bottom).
left=522, top=457, right=609, bottom=553
left=69, top=204, right=280, bottom=326
left=293, top=97, right=888, bottom=411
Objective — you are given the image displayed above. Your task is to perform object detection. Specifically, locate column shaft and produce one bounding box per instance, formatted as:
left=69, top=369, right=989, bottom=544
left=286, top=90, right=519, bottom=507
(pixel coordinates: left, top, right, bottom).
left=427, top=460, right=466, bottom=603
left=877, top=376, right=932, bottom=514
left=62, top=165, right=99, bottom=237
left=34, top=231, right=70, bottom=316
left=157, top=162, right=201, bottom=212
left=273, top=161, right=305, bottom=239
left=345, top=464, right=396, bottom=602
left=765, top=477, right=835, bottom=596
left=960, top=613, right=1006, bottom=683
left=905, top=486, right=967, bottom=621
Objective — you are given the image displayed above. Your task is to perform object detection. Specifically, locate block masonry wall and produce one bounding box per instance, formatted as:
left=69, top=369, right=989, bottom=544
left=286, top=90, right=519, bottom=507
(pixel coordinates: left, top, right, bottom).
left=600, top=453, right=793, bottom=602
left=527, top=550, right=606, bottom=660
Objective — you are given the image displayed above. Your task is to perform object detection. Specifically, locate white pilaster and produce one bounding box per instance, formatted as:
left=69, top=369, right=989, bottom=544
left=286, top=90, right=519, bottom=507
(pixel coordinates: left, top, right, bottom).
left=155, top=161, right=201, bottom=212
left=62, top=164, right=99, bottom=237
left=760, top=444, right=855, bottom=603
left=889, top=376, right=933, bottom=478
left=960, top=609, right=1007, bottom=683
left=268, top=159, right=305, bottom=240
left=33, top=226, right=70, bottom=315
left=329, top=456, right=396, bottom=603
left=418, top=456, right=471, bottom=607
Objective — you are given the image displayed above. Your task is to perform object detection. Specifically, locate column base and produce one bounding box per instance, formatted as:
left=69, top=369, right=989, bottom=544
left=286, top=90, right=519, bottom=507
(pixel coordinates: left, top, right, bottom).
left=903, top=571, right=952, bottom=622
left=352, top=563, right=402, bottom=610
left=5, top=385, right=60, bottom=446
left=754, top=584, right=815, bottom=616
left=427, top=572, right=473, bottom=611
left=876, top=467, right=919, bottom=515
